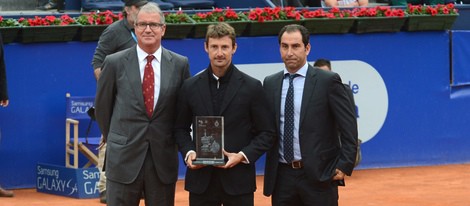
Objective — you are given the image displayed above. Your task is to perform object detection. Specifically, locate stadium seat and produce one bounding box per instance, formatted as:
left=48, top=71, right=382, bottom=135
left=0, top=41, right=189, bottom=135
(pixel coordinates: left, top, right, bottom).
left=151, top=0, right=175, bottom=10
left=81, top=0, right=124, bottom=11
left=213, top=0, right=274, bottom=8
left=65, top=93, right=100, bottom=169
left=162, top=0, right=215, bottom=9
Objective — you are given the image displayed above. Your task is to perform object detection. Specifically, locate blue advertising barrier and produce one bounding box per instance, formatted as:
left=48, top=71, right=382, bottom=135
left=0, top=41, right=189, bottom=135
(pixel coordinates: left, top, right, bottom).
left=1, top=31, right=470, bottom=189
left=36, top=163, right=99, bottom=198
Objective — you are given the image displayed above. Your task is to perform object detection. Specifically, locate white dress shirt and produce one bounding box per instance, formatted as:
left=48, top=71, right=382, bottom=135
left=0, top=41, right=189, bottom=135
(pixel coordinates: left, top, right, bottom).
left=279, top=62, right=308, bottom=163
left=136, top=45, right=162, bottom=109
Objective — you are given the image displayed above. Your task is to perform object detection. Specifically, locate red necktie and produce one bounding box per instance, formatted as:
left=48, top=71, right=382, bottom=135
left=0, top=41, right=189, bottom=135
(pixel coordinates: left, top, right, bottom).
left=142, top=55, right=155, bottom=118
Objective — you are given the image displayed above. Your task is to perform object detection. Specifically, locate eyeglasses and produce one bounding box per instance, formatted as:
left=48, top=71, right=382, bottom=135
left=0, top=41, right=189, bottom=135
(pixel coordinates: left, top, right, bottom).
left=135, top=22, right=164, bottom=30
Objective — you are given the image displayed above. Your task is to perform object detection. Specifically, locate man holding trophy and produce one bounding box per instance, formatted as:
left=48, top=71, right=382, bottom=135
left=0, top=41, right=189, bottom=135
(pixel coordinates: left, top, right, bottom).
left=174, top=22, right=276, bottom=206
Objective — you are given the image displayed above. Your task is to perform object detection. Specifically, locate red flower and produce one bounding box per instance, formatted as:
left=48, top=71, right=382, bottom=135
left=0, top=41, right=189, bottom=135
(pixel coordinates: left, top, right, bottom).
left=191, top=7, right=246, bottom=22
left=18, top=15, right=77, bottom=26
left=246, top=6, right=301, bottom=22
left=104, top=16, right=113, bottom=24
left=393, top=9, right=405, bottom=17
left=248, top=12, right=258, bottom=21
left=76, top=10, right=120, bottom=25
left=352, top=6, right=405, bottom=17
left=406, top=3, right=458, bottom=16
left=428, top=8, right=438, bottom=16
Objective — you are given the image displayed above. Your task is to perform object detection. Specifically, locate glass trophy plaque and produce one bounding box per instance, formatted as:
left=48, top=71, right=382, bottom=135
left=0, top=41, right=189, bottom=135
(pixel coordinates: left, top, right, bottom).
left=192, top=116, right=225, bottom=166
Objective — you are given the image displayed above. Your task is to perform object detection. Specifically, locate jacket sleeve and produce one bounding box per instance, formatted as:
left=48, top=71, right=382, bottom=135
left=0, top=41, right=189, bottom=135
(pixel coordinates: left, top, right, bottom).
left=95, top=56, right=117, bottom=140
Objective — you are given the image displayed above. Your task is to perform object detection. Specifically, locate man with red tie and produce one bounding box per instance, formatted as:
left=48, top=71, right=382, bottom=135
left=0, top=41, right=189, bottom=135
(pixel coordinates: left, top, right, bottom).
left=95, top=2, right=190, bottom=205
left=91, top=0, right=148, bottom=203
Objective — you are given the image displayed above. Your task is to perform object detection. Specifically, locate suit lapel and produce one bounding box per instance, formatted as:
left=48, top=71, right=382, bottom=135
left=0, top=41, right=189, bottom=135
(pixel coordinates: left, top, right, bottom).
left=300, top=65, right=317, bottom=125
left=272, top=71, right=284, bottom=130
left=125, top=46, right=147, bottom=113
left=218, top=67, right=243, bottom=115
left=197, top=69, right=215, bottom=115
left=154, top=48, right=172, bottom=118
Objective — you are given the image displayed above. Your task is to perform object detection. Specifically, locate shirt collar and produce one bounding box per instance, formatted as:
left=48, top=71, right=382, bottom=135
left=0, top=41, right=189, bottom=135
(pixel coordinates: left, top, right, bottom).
left=136, top=45, right=162, bottom=63
left=283, top=62, right=308, bottom=78
left=208, top=63, right=234, bottom=82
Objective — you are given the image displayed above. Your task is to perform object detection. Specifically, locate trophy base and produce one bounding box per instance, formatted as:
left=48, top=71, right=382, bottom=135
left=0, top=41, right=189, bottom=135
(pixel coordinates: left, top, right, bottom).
left=193, top=160, right=225, bottom=166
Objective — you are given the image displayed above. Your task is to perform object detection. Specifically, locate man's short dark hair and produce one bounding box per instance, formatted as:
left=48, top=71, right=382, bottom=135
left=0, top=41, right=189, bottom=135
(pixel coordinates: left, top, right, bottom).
left=278, top=24, right=310, bottom=48
left=122, top=0, right=148, bottom=17
left=205, top=22, right=236, bottom=47
left=122, top=0, right=148, bottom=7
left=314, top=58, right=331, bottom=70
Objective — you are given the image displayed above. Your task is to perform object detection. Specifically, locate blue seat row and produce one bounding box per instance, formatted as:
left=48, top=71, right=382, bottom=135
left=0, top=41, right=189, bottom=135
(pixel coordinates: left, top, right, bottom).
left=81, top=0, right=274, bottom=11
left=81, top=0, right=213, bottom=11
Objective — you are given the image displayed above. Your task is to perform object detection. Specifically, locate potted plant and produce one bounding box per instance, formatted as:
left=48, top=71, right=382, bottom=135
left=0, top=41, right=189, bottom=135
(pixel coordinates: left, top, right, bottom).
left=164, top=11, right=195, bottom=39
left=190, top=8, right=248, bottom=38
left=76, top=10, right=121, bottom=25
left=0, top=16, right=20, bottom=43
left=75, top=10, right=121, bottom=41
left=18, top=15, right=80, bottom=43
left=405, top=3, right=459, bottom=31
left=351, top=6, right=406, bottom=33
left=245, top=6, right=302, bottom=36
left=301, top=7, right=355, bottom=34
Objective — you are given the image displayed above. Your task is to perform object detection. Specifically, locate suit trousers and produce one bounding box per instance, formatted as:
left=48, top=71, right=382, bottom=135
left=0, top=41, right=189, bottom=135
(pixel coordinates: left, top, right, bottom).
left=107, top=148, right=176, bottom=206
left=189, top=169, right=254, bottom=206
left=272, top=163, right=339, bottom=206
left=97, top=140, right=107, bottom=193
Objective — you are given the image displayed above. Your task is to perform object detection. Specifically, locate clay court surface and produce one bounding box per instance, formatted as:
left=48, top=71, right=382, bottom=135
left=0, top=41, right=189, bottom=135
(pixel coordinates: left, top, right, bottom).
left=2, top=164, right=469, bottom=206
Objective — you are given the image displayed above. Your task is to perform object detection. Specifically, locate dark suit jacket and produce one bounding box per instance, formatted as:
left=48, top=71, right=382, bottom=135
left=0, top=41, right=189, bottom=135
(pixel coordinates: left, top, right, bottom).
left=0, top=34, right=8, bottom=101
left=174, top=64, right=275, bottom=195
left=344, top=84, right=356, bottom=116
left=95, top=46, right=190, bottom=185
left=263, top=65, right=358, bottom=196
left=92, top=19, right=136, bottom=70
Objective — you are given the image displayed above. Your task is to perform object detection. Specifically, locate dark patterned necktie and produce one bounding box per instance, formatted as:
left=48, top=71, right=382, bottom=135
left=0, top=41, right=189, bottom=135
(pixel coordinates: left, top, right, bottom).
left=142, top=55, right=155, bottom=118
left=284, top=73, right=299, bottom=163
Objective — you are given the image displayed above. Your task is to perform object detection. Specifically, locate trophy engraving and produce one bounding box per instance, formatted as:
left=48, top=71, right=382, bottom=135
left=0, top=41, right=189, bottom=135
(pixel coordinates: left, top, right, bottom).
left=193, top=116, right=224, bottom=165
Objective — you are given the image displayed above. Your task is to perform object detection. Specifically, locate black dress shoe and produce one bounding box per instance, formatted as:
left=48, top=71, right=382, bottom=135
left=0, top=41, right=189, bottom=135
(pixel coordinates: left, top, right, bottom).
left=37, top=2, right=57, bottom=10
left=0, top=188, right=14, bottom=197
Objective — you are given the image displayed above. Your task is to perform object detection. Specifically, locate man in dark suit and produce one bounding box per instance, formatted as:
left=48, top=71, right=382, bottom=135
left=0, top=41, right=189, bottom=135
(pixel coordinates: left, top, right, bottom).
left=95, top=2, right=190, bottom=206
left=314, top=58, right=362, bottom=168
left=0, top=34, right=9, bottom=109
left=174, top=22, right=275, bottom=206
left=91, top=0, right=148, bottom=203
left=263, top=24, right=358, bottom=206
left=0, top=33, right=14, bottom=198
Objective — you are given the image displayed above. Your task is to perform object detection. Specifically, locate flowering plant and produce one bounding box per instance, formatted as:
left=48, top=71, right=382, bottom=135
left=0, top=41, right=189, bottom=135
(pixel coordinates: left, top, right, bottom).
left=191, top=8, right=246, bottom=22
left=76, top=10, right=121, bottom=25
left=164, top=11, right=193, bottom=24
left=406, top=3, right=458, bottom=16
left=18, top=15, right=77, bottom=26
left=246, top=7, right=301, bottom=22
left=0, top=16, right=19, bottom=27
left=352, top=6, right=405, bottom=17
left=301, top=7, right=354, bottom=19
